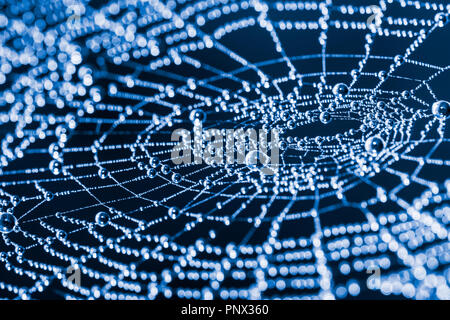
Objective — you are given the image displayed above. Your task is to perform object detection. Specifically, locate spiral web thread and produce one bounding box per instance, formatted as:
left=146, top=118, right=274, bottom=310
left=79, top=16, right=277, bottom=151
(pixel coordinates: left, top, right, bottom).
left=0, top=0, right=449, bottom=300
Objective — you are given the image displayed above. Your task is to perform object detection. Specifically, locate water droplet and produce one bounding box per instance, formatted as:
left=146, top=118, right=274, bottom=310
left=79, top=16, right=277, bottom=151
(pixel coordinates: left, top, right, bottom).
left=401, top=91, right=411, bottom=99
left=332, top=83, right=349, bottom=97
left=57, top=230, right=67, bottom=241
left=350, top=101, right=359, bottom=111
left=378, top=71, right=387, bottom=80
left=149, top=156, right=160, bottom=168
left=351, top=69, right=360, bottom=79
left=147, top=168, right=157, bottom=178
left=98, top=168, right=109, bottom=179
left=377, top=101, right=386, bottom=108
left=49, top=143, right=61, bottom=159
left=319, top=111, right=331, bottom=124
left=11, top=196, right=20, bottom=206
left=280, top=111, right=289, bottom=121
left=137, top=162, right=145, bottom=170
left=95, top=211, right=110, bottom=227
left=172, top=172, right=182, bottom=183
left=49, top=160, right=62, bottom=175
left=431, top=100, right=450, bottom=118
left=189, top=109, right=206, bottom=125
left=394, top=55, right=404, bottom=65
left=168, top=207, right=179, bottom=219
left=435, top=13, right=448, bottom=27
left=203, top=179, right=212, bottom=189
left=45, top=191, right=54, bottom=201
left=0, top=213, right=16, bottom=233
left=15, top=246, right=24, bottom=255
left=287, top=120, right=296, bottom=129
left=365, top=136, right=385, bottom=155
left=161, top=164, right=171, bottom=174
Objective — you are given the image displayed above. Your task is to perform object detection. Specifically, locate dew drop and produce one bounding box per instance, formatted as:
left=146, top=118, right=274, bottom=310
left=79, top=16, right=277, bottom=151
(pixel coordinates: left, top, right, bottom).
left=0, top=212, right=16, bottom=233
left=189, top=109, right=206, bottom=125
left=95, top=211, right=110, bottom=227
left=147, top=168, right=157, bottom=178
left=332, top=83, right=349, bottom=97
left=49, top=160, right=62, bottom=175
left=172, top=172, right=182, bottom=183
left=161, top=164, right=171, bottom=175
left=431, top=100, right=450, bottom=118
left=319, top=111, right=331, bottom=124
left=365, top=136, right=385, bottom=155
left=168, top=207, right=179, bottom=220
left=98, top=168, right=109, bottom=179
left=149, top=156, right=160, bottom=168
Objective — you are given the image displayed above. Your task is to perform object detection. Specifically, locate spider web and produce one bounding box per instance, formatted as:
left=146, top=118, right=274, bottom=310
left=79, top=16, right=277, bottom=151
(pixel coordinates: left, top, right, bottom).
left=0, top=0, right=449, bottom=300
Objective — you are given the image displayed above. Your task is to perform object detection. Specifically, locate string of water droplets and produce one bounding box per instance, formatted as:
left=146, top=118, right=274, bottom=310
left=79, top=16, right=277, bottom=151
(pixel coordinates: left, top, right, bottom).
left=0, top=0, right=449, bottom=300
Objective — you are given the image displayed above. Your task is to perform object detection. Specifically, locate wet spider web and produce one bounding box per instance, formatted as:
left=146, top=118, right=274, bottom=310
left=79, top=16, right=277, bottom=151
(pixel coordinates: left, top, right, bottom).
left=0, top=0, right=449, bottom=300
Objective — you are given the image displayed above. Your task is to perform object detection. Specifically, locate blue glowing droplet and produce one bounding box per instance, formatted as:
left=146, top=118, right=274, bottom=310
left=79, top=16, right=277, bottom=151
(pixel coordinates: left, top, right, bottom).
left=365, top=136, right=385, bottom=155
left=0, top=213, right=16, bottom=233
left=189, top=109, right=206, bottom=125
left=332, top=83, right=349, bottom=97
left=319, top=111, right=331, bottom=124
left=168, top=207, right=179, bottom=220
left=95, top=211, right=110, bottom=227
left=432, top=100, right=450, bottom=118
